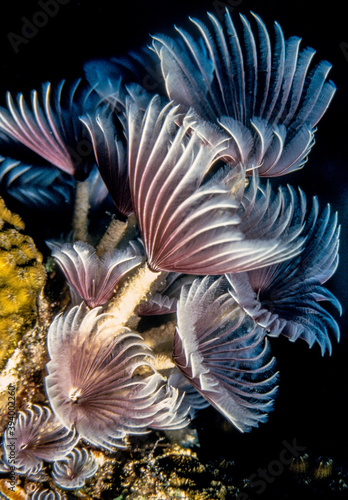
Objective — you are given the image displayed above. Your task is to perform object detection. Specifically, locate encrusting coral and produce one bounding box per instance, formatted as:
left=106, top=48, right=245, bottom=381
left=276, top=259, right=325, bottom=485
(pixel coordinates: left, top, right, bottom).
left=0, top=8, right=342, bottom=499
left=0, top=197, right=46, bottom=370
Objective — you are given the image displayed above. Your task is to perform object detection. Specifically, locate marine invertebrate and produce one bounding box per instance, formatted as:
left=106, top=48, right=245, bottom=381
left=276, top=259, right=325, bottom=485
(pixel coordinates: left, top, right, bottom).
left=100, top=95, right=307, bottom=328
left=45, top=304, right=188, bottom=451
left=0, top=81, right=106, bottom=241
left=0, top=197, right=46, bottom=369
left=0, top=80, right=96, bottom=179
left=30, top=489, right=63, bottom=500
left=125, top=95, right=304, bottom=274
left=166, top=370, right=210, bottom=419
left=81, top=104, right=133, bottom=218
left=2, top=404, right=77, bottom=475
left=52, top=447, right=98, bottom=490
left=173, top=276, right=277, bottom=431
left=150, top=10, right=336, bottom=175
left=0, top=157, right=74, bottom=213
left=47, top=239, right=144, bottom=308
left=227, top=196, right=341, bottom=355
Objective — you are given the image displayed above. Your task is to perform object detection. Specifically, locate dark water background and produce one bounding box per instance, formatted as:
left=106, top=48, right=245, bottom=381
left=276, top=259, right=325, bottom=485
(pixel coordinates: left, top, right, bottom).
left=0, top=0, right=347, bottom=497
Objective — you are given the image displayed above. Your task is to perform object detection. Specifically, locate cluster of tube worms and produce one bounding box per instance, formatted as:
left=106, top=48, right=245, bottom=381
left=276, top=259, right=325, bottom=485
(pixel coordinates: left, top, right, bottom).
left=0, top=8, right=341, bottom=497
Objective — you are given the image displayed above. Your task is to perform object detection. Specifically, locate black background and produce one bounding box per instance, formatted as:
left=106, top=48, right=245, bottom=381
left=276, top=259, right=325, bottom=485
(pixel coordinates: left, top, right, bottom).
left=0, top=0, right=347, bottom=497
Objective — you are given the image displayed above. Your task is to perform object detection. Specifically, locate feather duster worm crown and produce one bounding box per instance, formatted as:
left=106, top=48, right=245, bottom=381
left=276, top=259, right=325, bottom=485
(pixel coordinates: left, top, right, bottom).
left=30, top=490, right=63, bottom=500
left=0, top=80, right=97, bottom=179
left=47, top=239, right=144, bottom=308
left=151, top=10, right=336, bottom=175
left=85, top=10, right=335, bottom=177
left=81, top=104, right=133, bottom=217
left=2, top=405, right=78, bottom=475
left=45, top=304, right=189, bottom=451
left=227, top=195, right=341, bottom=355
left=122, top=94, right=306, bottom=274
left=0, top=157, right=74, bottom=211
left=52, top=448, right=98, bottom=490
left=173, top=276, right=278, bottom=432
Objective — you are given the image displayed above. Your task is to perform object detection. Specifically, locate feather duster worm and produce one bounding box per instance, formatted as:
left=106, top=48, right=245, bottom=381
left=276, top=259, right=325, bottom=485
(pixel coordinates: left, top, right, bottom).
left=126, top=94, right=304, bottom=274
left=0, top=157, right=74, bottom=212
left=173, top=276, right=278, bottom=432
left=103, top=94, right=309, bottom=326
left=45, top=304, right=189, bottom=451
left=152, top=10, right=336, bottom=175
left=80, top=105, right=133, bottom=218
left=47, top=239, right=144, bottom=308
left=81, top=107, right=133, bottom=217
left=2, top=405, right=77, bottom=475
left=227, top=195, right=341, bottom=355
left=52, top=448, right=98, bottom=490
left=0, top=81, right=100, bottom=241
left=30, top=490, right=63, bottom=500
left=0, top=80, right=96, bottom=180
left=167, top=369, right=210, bottom=420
